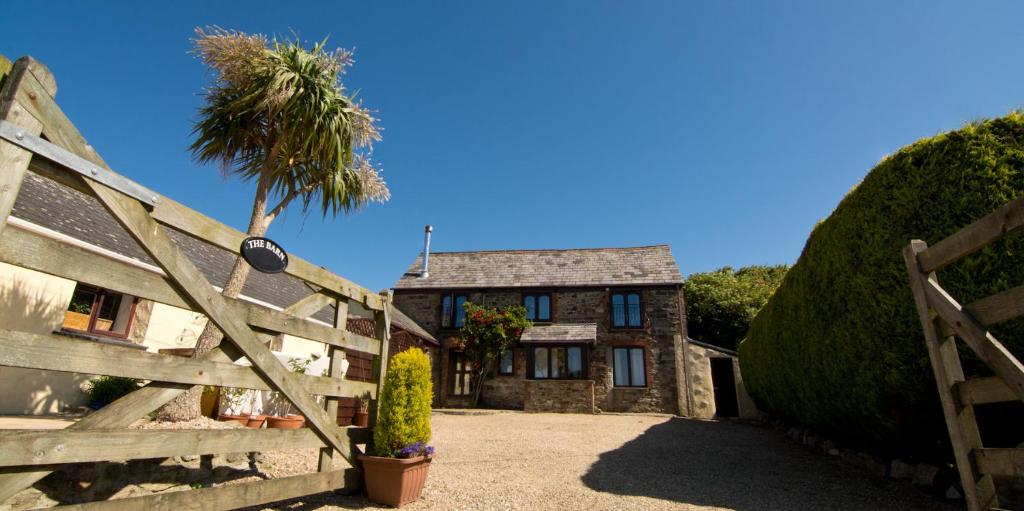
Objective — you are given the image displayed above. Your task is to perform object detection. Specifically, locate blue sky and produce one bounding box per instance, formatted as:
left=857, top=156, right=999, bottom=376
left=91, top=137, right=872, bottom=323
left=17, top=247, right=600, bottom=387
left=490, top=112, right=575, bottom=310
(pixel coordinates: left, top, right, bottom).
left=3, top=2, right=1023, bottom=292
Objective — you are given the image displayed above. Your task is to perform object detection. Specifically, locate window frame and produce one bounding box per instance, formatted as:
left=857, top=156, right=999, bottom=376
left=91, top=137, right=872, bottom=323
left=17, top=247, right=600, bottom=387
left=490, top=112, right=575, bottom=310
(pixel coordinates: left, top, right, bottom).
left=521, top=292, right=553, bottom=323
left=610, top=290, right=644, bottom=329
left=63, top=284, right=139, bottom=340
left=612, top=346, right=648, bottom=388
left=440, top=292, right=470, bottom=329
left=497, top=348, right=515, bottom=376
left=526, top=344, right=588, bottom=380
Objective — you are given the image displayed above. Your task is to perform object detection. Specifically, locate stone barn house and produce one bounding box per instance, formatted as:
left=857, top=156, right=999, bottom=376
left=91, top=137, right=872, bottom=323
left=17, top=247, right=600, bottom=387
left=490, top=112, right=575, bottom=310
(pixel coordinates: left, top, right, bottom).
left=393, top=244, right=695, bottom=414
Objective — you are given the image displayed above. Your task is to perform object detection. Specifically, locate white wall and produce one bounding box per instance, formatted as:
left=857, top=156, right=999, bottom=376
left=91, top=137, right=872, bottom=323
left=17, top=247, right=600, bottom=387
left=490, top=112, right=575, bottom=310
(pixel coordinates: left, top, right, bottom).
left=142, top=302, right=208, bottom=352
left=0, top=262, right=90, bottom=414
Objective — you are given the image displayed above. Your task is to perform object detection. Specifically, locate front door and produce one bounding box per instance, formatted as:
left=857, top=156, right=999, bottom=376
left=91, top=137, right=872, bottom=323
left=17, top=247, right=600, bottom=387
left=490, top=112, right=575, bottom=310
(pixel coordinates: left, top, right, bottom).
left=449, top=350, right=473, bottom=396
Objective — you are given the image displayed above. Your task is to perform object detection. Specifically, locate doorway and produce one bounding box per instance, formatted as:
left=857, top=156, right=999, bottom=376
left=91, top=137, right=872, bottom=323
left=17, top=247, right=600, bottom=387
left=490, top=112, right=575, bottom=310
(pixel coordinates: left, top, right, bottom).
left=710, top=357, right=739, bottom=417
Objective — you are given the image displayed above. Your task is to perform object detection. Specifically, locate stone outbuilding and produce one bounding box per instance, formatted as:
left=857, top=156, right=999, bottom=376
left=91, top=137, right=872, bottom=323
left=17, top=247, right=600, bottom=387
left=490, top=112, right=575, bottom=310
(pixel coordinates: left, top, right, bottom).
left=682, top=337, right=758, bottom=419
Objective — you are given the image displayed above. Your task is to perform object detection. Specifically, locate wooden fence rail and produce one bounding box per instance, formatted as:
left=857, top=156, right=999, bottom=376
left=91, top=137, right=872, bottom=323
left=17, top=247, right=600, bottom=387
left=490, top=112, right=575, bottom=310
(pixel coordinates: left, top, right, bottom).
left=0, top=55, right=390, bottom=508
left=904, top=196, right=1024, bottom=511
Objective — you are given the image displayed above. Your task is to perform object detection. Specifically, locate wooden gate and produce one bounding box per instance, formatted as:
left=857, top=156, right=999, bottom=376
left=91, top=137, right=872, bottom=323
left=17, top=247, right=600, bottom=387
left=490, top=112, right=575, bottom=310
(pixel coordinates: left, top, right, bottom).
left=0, top=55, right=393, bottom=509
left=904, top=197, right=1024, bottom=511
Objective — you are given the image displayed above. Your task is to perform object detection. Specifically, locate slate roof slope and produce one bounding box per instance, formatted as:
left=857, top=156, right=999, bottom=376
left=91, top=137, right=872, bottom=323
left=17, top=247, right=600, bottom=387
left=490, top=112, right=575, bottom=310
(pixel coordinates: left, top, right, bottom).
left=520, top=323, right=597, bottom=343
left=394, top=245, right=684, bottom=289
left=11, top=173, right=433, bottom=341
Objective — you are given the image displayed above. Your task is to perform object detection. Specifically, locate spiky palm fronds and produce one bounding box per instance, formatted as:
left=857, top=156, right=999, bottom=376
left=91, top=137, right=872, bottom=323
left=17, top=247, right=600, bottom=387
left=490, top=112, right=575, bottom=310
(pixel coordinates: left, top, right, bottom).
left=190, top=27, right=388, bottom=217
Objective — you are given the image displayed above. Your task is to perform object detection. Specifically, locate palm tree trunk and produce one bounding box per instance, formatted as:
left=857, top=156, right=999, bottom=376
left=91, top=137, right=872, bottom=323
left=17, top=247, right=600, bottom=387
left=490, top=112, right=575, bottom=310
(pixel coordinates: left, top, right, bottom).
left=156, top=176, right=273, bottom=421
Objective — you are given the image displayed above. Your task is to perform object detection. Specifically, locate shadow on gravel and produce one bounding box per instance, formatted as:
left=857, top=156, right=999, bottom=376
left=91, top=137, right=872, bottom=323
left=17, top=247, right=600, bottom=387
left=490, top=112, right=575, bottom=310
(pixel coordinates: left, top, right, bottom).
left=581, top=418, right=957, bottom=511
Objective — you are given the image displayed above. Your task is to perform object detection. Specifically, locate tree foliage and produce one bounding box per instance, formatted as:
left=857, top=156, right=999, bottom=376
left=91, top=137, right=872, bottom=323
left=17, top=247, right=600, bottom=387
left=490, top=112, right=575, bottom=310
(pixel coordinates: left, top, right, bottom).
left=373, top=349, right=433, bottom=457
left=740, top=113, right=1024, bottom=457
left=191, top=27, right=389, bottom=218
left=455, top=302, right=532, bottom=406
left=683, top=265, right=788, bottom=351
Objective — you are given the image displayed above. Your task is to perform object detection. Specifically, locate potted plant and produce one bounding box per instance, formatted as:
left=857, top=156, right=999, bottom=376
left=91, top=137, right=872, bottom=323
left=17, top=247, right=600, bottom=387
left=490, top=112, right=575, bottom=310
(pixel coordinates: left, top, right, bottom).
left=266, top=413, right=305, bottom=428
left=266, top=354, right=318, bottom=427
left=359, top=349, right=434, bottom=508
left=353, top=391, right=371, bottom=428
left=217, top=387, right=264, bottom=428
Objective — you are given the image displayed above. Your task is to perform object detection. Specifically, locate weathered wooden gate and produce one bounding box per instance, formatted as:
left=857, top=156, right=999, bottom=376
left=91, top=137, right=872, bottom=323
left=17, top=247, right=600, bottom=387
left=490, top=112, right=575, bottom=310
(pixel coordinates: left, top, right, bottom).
left=904, top=197, right=1024, bottom=511
left=0, top=55, right=392, bottom=509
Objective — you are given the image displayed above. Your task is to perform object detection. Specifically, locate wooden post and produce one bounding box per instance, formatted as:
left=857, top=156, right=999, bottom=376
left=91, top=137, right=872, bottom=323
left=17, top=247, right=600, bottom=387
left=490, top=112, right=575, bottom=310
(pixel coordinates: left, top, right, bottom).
left=0, top=57, right=56, bottom=234
left=319, top=297, right=350, bottom=473
left=368, top=290, right=393, bottom=438
left=904, top=241, right=996, bottom=511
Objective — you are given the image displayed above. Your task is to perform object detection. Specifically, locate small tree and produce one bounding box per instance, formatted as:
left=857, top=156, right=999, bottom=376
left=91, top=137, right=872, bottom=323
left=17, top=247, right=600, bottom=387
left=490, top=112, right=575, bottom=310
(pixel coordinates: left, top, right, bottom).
left=373, top=349, right=433, bottom=457
left=158, top=28, right=389, bottom=421
left=455, top=302, right=531, bottom=407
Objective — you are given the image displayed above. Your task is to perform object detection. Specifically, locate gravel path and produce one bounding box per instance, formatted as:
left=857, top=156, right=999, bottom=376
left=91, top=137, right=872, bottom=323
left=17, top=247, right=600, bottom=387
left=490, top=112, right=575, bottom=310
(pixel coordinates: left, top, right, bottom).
left=261, top=412, right=958, bottom=511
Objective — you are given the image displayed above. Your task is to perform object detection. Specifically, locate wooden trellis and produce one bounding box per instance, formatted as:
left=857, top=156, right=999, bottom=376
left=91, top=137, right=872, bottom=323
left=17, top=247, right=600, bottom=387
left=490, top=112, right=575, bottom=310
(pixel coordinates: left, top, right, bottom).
left=0, top=55, right=392, bottom=509
left=904, top=196, right=1024, bottom=511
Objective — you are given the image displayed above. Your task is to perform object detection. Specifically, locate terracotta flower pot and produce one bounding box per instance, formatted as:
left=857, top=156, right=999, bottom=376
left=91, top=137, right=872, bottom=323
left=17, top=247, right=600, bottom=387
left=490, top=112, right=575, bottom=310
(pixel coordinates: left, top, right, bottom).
left=353, top=411, right=369, bottom=428
left=359, top=454, right=431, bottom=508
left=245, top=414, right=267, bottom=428
left=266, top=414, right=305, bottom=429
left=217, top=414, right=249, bottom=426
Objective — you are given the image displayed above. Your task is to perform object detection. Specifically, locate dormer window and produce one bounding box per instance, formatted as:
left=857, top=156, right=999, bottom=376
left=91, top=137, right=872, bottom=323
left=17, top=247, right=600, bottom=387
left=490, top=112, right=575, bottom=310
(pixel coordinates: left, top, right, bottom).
left=441, top=293, right=469, bottom=328
left=522, top=292, right=552, bottom=322
left=611, top=291, right=642, bottom=328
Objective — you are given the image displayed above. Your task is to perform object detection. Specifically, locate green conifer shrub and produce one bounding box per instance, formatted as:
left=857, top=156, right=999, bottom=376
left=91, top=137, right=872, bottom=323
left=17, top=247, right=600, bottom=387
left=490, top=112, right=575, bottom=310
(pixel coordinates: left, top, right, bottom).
left=372, top=348, right=433, bottom=457
left=740, top=113, right=1024, bottom=456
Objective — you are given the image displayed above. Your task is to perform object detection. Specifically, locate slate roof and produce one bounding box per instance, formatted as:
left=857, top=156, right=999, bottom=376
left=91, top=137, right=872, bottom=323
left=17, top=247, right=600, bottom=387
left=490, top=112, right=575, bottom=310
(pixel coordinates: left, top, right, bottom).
left=11, top=173, right=433, bottom=342
left=394, top=245, right=683, bottom=289
left=520, top=323, right=598, bottom=344
left=687, top=337, right=738, bottom=357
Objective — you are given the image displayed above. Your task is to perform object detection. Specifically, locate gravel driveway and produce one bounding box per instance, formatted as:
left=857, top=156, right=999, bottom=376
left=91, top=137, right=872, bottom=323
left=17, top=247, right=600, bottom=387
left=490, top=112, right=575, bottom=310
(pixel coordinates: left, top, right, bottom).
left=270, top=411, right=957, bottom=511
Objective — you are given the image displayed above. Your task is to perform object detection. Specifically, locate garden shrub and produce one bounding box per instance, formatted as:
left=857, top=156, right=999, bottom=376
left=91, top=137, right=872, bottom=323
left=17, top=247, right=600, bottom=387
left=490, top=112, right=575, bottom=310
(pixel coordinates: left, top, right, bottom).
left=83, top=376, right=142, bottom=409
left=372, top=348, right=433, bottom=457
left=740, top=113, right=1024, bottom=457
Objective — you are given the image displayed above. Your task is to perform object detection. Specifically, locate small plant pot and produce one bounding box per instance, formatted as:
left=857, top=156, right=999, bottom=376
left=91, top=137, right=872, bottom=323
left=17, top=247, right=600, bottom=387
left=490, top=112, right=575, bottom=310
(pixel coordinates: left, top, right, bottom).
left=245, top=414, right=267, bottom=428
left=353, top=411, right=369, bottom=428
left=359, top=454, right=432, bottom=508
left=217, top=414, right=249, bottom=426
left=266, top=414, right=305, bottom=429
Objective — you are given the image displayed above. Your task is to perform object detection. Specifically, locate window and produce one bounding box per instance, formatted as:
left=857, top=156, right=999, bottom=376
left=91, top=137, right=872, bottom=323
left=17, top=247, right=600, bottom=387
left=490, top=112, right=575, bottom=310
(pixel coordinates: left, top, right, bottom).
left=522, top=293, right=552, bottom=322
left=613, top=347, right=647, bottom=387
left=441, top=293, right=469, bottom=328
left=611, top=291, right=642, bottom=328
left=450, top=351, right=473, bottom=396
left=498, top=349, right=514, bottom=375
left=62, top=284, right=138, bottom=338
left=529, top=345, right=586, bottom=379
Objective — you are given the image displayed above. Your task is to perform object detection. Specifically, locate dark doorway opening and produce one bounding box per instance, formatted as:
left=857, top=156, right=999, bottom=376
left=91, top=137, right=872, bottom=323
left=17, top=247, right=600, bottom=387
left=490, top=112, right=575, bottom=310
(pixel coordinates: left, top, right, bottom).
left=710, top=358, right=739, bottom=418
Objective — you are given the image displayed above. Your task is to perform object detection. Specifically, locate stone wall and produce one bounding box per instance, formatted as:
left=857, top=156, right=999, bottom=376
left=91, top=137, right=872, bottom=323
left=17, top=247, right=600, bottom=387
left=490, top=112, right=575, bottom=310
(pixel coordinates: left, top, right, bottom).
left=394, top=285, right=686, bottom=414
left=523, top=379, right=594, bottom=413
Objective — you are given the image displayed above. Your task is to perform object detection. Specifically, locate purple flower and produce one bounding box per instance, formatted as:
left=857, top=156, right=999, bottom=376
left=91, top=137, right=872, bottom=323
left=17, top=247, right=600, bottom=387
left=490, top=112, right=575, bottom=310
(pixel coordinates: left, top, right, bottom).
left=396, top=441, right=435, bottom=458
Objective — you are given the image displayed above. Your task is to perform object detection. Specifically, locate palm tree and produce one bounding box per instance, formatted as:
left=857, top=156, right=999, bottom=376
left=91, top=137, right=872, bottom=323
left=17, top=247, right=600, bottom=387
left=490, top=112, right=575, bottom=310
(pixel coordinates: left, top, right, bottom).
left=158, top=28, right=389, bottom=421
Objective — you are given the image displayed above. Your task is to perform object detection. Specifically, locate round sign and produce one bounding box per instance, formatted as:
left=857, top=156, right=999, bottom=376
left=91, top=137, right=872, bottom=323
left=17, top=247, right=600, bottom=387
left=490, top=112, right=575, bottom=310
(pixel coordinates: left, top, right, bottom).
left=240, top=237, right=289, bottom=274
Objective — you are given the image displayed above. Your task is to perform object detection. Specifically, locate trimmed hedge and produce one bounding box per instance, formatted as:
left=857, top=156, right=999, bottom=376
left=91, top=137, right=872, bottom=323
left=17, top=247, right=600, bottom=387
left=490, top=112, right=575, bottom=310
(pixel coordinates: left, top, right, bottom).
left=740, top=113, right=1024, bottom=456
